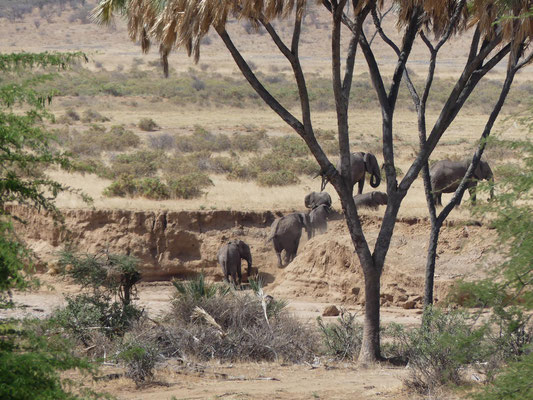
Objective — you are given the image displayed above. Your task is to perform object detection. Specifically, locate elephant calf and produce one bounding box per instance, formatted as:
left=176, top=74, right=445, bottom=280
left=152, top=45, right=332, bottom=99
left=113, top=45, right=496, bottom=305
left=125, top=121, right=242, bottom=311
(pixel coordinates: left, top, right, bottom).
left=304, top=191, right=332, bottom=210
left=217, top=239, right=252, bottom=288
left=353, top=191, right=388, bottom=209
left=268, top=212, right=312, bottom=268
left=309, top=204, right=330, bottom=237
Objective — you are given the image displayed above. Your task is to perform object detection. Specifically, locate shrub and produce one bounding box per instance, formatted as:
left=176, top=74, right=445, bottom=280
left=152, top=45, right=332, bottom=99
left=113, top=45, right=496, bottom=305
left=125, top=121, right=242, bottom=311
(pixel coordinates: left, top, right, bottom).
left=226, top=163, right=256, bottom=181
left=108, top=150, right=162, bottom=178
left=103, top=175, right=170, bottom=199
left=230, top=132, right=264, bottom=152
left=138, top=118, right=159, bottom=131
left=209, top=156, right=235, bottom=173
left=148, top=133, right=175, bottom=150
left=148, top=275, right=318, bottom=363
left=117, top=331, right=160, bottom=387
left=51, top=250, right=142, bottom=346
left=65, top=108, right=80, bottom=121
left=167, top=173, right=213, bottom=199
left=80, top=109, right=109, bottom=123
left=270, top=135, right=310, bottom=157
left=69, top=124, right=140, bottom=155
left=257, top=170, right=299, bottom=186
left=389, top=307, right=488, bottom=393
left=175, top=130, right=231, bottom=153
left=317, top=311, right=363, bottom=360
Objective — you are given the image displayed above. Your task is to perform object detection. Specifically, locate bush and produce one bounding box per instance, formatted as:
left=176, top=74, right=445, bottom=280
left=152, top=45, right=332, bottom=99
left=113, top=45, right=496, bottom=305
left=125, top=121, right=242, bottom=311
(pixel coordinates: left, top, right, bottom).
left=226, top=163, right=256, bottom=181
left=230, top=132, right=264, bottom=152
left=269, top=135, right=310, bottom=157
left=147, top=275, right=318, bottom=363
left=167, top=173, right=213, bottom=199
left=51, top=250, right=142, bottom=346
left=117, top=332, right=160, bottom=387
left=257, top=170, right=299, bottom=186
left=317, top=311, right=363, bottom=361
left=80, top=109, right=110, bottom=123
left=148, top=133, right=175, bottom=150
left=108, top=150, right=162, bottom=178
left=69, top=124, right=140, bottom=155
left=103, top=175, right=170, bottom=199
left=389, top=307, right=488, bottom=393
left=138, top=118, right=159, bottom=131
left=175, top=129, right=231, bottom=153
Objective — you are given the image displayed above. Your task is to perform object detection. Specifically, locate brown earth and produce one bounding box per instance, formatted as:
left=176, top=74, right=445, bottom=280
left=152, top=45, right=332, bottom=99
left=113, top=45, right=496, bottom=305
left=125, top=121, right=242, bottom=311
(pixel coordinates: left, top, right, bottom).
left=4, top=205, right=492, bottom=399
left=9, top=204, right=496, bottom=310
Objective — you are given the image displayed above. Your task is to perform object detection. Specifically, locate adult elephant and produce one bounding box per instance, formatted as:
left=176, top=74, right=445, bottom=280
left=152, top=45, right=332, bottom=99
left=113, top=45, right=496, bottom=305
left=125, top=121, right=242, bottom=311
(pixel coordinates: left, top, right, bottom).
left=320, top=152, right=381, bottom=194
left=429, top=159, right=494, bottom=206
left=268, top=212, right=312, bottom=267
left=217, top=239, right=252, bottom=288
left=309, top=204, right=330, bottom=237
left=304, top=191, right=332, bottom=209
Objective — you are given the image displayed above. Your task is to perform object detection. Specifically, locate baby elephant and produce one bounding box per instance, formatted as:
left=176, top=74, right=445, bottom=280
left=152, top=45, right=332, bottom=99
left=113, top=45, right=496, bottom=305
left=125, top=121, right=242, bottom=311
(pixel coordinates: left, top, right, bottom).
left=268, top=212, right=312, bottom=267
left=353, top=191, right=388, bottom=209
left=304, top=191, right=332, bottom=209
left=217, top=240, right=252, bottom=288
left=309, top=204, right=330, bottom=237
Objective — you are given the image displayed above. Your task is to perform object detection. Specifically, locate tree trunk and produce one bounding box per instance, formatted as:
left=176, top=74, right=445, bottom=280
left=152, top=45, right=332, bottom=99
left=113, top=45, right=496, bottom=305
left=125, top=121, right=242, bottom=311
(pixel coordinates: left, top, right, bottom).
left=424, top=220, right=442, bottom=306
left=359, top=265, right=381, bottom=362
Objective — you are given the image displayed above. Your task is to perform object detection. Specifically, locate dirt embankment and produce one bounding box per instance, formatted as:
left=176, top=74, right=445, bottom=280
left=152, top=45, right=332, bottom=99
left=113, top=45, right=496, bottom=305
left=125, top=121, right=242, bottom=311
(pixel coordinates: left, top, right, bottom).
left=9, top=205, right=495, bottom=309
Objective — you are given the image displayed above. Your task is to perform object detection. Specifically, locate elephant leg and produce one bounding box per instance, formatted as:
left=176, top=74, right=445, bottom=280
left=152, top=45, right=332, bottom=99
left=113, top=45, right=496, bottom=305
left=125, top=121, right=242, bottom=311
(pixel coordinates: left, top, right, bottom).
left=273, top=240, right=284, bottom=267
left=357, top=179, right=364, bottom=195
left=435, top=193, right=442, bottom=207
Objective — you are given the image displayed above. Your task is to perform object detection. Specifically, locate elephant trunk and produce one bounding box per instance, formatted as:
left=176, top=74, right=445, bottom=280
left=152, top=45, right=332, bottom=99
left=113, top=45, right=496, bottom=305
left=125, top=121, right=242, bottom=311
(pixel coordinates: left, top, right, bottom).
left=370, top=173, right=381, bottom=188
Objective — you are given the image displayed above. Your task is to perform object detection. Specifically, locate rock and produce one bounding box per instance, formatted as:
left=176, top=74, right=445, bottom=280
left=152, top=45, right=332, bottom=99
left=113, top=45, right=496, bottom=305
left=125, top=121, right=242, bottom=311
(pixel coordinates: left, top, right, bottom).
left=402, top=300, right=417, bottom=309
left=351, top=287, right=360, bottom=296
left=322, top=305, right=340, bottom=317
left=396, top=294, right=409, bottom=303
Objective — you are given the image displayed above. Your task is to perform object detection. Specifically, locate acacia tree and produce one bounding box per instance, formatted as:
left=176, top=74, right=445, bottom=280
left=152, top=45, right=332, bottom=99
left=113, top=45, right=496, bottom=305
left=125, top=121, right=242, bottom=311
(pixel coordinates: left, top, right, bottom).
left=94, top=0, right=533, bottom=362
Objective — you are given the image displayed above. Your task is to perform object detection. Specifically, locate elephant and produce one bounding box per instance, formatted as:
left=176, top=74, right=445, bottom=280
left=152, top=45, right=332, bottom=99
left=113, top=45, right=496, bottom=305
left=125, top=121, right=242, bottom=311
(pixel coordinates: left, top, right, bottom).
left=320, top=152, right=381, bottom=194
left=353, top=191, right=388, bottom=209
left=429, top=159, right=494, bottom=206
left=304, top=191, right=332, bottom=210
left=217, top=239, right=252, bottom=288
left=309, top=204, right=330, bottom=237
left=267, top=212, right=312, bottom=267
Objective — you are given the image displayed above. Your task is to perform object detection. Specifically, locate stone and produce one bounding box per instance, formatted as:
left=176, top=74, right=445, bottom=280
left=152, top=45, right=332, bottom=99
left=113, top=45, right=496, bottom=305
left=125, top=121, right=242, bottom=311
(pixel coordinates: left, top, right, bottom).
left=402, top=300, right=417, bottom=309
left=322, top=305, right=340, bottom=317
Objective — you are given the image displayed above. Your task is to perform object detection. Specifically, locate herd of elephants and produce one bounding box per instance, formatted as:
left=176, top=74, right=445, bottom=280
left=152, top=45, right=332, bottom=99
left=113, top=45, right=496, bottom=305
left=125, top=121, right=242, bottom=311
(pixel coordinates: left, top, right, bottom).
left=217, top=151, right=494, bottom=287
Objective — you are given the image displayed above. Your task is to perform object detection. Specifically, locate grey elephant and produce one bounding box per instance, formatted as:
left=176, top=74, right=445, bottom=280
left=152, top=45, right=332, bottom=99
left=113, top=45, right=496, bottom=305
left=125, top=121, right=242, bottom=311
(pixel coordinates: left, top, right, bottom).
left=309, top=204, right=330, bottom=237
left=430, top=159, right=494, bottom=206
left=304, top=191, right=332, bottom=209
left=267, top=212, right=312, bottom=267
left=217, top=239, right=252, bottom=288
left=320, top=152, right=381, bottom=194
left=353, top=191, right=388, bottom=209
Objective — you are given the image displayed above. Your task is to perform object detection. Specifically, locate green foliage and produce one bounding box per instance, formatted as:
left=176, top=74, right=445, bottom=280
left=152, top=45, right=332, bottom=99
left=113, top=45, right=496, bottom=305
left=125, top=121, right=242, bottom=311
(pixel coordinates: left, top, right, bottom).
left=269, top=135, right=310, bottom=157
left=167, top=173, right=213, bottom=199
left=0, top=323, right=96, bottom=400
left=472, top=351, right=533, bottom=400
left=389, top=307, right=488, bottom=393
left=108, top=150, right=161, bottom=178
left=0, top=221, right=33, bottom=300
left=117, top=338, right=159, bottom=387
left=256, top=170, right=299, bottom=186
left=230, top=131, right=265, bottom=152
left=172, top=274, right=230, bottom=301
left=317, top=311, right=363, bottom=360
left=470, top=139, right=533, bottom=309
left=52, top=250, right=142, bottom=345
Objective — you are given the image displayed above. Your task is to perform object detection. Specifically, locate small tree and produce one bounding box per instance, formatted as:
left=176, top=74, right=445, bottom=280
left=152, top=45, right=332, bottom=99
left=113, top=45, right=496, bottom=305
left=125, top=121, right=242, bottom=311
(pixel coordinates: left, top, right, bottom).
left=0, top=51, right=100, bottom=400
left=94, top=0, right=533, bottom=362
